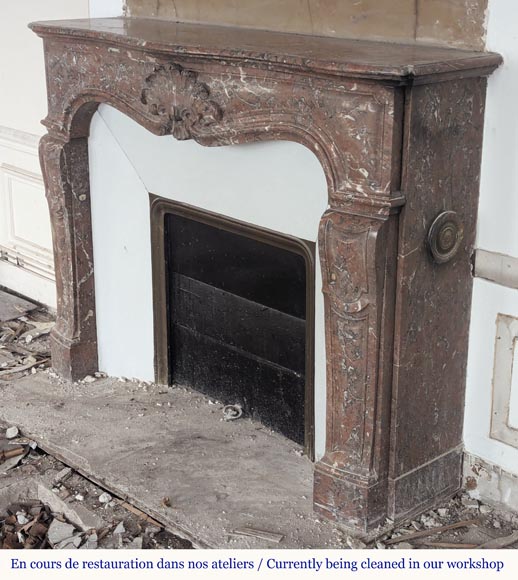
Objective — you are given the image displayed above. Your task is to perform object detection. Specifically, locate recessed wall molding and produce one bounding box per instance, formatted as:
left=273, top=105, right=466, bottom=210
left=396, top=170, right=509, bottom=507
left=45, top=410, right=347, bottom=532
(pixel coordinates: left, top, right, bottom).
left=0, top=125, right=55, bottom=284
left=490, top=313, right=518, bottom=449
left=0, top=125, right=41, bottom=157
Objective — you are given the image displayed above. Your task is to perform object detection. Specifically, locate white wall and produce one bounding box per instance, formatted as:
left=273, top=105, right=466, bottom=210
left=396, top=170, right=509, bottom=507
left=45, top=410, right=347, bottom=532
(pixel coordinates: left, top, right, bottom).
left=89, top=0, right=125, bottom=19
left=464, top=0, right=518, bottom=492
left=0, top=2, right=124, bottom=307
left=0, top=1, right=91, bottom=137
left=89, top=105, right=329, bottom=457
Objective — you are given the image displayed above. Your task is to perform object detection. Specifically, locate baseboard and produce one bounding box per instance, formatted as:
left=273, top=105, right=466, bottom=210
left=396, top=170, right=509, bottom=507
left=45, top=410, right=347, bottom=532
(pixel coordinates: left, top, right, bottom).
left=464, top=452, right=518, bottom=513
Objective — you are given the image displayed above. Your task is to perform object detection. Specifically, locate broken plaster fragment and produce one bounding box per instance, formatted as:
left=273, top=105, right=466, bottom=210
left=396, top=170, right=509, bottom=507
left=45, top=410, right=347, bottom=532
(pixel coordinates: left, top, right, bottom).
left=53, top=467, right=73, bottom=486
left=48, top=520, right=77, bottom=547
left=16, top=512, right=30, bottom=525
left=6, top=426, right=19, bottom=439
left=99, top=492, right=112, bottom=504
left=56, top=534, right=83, bottom=549
left=113, top=521, right=125, bottom=535
left=127, top=536, right=143, bottom=549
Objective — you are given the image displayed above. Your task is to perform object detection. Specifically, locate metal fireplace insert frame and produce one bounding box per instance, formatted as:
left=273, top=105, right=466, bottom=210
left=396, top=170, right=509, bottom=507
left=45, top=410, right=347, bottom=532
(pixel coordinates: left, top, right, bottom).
left=149, top=195, right=316, bottom=458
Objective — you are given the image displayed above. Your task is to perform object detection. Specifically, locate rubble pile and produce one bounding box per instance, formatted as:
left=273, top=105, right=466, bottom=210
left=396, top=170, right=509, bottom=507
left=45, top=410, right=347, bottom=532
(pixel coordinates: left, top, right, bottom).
left=1, top=424, right=192, bottom=550
left=0, top=305, right=53, bottom=381
left=1, top=291, right=517, bottom=550
left=365, top=494, right=518, bottom=549
left=1, top=502, right=53, bottom=549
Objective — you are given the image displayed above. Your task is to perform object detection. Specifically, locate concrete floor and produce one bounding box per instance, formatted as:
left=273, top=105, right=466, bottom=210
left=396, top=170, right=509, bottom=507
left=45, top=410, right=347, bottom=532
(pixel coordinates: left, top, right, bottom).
left=0, top=372, right=345, bottom=549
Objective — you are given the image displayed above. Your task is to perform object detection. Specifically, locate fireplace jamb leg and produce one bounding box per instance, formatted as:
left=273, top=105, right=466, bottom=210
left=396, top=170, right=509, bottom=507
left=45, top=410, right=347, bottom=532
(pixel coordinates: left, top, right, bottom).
left=313, top=207, right=398, bottom=533
left=39, top=134, right=98, bottom=381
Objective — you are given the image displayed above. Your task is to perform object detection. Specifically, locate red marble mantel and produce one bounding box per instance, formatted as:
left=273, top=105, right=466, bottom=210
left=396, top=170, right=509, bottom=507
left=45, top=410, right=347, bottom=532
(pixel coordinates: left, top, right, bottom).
left=31, top=17, right=501, bottom=534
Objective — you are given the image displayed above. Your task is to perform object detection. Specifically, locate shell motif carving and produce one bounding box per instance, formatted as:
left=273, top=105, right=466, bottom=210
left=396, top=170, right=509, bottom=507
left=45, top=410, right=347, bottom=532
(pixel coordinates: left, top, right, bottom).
left=141, top=64, right=223, bottom=140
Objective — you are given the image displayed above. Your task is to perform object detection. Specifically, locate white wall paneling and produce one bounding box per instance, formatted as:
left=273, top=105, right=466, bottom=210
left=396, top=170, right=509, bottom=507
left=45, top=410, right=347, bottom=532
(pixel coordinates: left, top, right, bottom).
left=490, top=314, right=518, bottom=447
left=0, top=126, right=56, bottom=307
left=465, top=279, right=518, bottom=477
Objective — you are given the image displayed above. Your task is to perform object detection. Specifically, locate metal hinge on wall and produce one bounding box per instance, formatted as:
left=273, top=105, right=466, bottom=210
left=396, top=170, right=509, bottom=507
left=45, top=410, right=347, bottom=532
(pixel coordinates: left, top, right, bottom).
left=0, top=247, right=24, bottom=267
left=0, top=245, right=54, bottom=280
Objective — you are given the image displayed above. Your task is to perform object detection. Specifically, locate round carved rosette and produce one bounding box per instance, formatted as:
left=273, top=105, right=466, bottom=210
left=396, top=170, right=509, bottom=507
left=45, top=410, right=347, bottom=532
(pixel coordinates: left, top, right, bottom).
left=428, top=211, right=464, bottom=264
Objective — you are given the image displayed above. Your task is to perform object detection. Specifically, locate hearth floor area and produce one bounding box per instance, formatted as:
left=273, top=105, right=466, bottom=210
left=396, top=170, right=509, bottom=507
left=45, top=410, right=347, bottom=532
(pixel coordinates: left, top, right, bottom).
left=0, top=371, right=345, bottom=549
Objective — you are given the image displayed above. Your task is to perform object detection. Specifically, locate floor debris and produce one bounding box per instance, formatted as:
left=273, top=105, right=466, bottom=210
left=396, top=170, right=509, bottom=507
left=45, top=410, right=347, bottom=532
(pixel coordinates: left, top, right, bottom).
left=232, top=527, right=284, bottom=543
left=1, top=502, right=53, bottom=549
left=478, top=530, right=518, bottom=549
left=0, top=289, right=37, bottom=322
left=113, top=521, right=125, bottom=535
left=161, top=497, right=172, bottom=508
left=222, top=404, right=243, bottom=421
left=384, top=519, right=479, bottom=546
left=48, top=519, right=77, bottom=547
left=19, top=321, right=54, bottom=344
left=5, top=426, right=19, bottom=439
left=1, top=291, right=517, bottom=550
left=0, top=422, right=192, bottom=550
left=0, top=305, right=52, bottom=380
left=345, top=536, right=367, bottom=550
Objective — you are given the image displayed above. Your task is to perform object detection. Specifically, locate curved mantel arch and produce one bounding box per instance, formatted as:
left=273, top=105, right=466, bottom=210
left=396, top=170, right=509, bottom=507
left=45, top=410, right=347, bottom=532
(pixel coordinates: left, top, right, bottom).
left=31, top=17, right=501, bottom=534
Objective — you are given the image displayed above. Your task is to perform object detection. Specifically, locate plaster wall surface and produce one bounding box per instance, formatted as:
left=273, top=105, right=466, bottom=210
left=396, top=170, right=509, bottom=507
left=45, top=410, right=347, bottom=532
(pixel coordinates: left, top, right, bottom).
left=464, top=0, right=518, bottom=496
left=0, top=0, right=90, bottom=136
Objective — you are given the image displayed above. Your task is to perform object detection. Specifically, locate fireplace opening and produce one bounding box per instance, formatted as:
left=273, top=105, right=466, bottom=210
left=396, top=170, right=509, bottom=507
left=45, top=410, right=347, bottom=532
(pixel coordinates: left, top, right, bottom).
left=151, top=197, right=315, bottom=457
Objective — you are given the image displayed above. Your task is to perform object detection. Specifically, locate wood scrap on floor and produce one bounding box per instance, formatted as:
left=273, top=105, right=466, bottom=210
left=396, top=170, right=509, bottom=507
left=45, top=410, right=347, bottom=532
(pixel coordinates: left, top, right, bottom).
left=1, top=503, right=53, bottom=549
left=232, top=527, right=284, bottom=543
left=0, top=357, right=50, bottom=379
left=0, top=428, right=34, bottom=473
left=478, top=530, right=518, bottom=549
left=384, top=519, right=479, bottom=545
left=114, top=500, right=163, bottom=528
left=419, top=542, right=479, bottom=548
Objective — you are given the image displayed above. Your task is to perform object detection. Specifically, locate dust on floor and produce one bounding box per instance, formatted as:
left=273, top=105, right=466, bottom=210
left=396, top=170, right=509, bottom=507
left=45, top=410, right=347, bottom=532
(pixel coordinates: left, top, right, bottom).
left=1, top=291, right=517, bottom=550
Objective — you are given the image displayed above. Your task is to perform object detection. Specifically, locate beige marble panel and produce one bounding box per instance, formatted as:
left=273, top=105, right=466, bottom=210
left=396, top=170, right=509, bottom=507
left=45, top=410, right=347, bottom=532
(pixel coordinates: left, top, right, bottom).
left=416, top=0, right=487, bottom=49
left=310, top=0, right=416, bottom=41
left=126, top=0, right=416, bottom=41
left=125, top=0, right=488, bottom=49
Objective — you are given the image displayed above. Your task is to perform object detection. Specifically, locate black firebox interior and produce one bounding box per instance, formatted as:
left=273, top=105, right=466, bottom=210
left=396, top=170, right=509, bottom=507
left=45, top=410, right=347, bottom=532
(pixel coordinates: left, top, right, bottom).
left=164, top=210, right=314, bottom=448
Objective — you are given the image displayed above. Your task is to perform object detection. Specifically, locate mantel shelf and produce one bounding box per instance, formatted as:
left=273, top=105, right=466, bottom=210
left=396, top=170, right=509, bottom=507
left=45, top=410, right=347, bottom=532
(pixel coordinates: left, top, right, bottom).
left=30, top=17, right=502, bottom=83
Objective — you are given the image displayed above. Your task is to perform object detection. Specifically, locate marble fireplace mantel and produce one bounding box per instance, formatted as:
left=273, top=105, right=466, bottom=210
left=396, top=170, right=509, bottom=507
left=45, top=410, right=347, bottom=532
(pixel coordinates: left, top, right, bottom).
left=31, top=17, right=501, bottom=534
